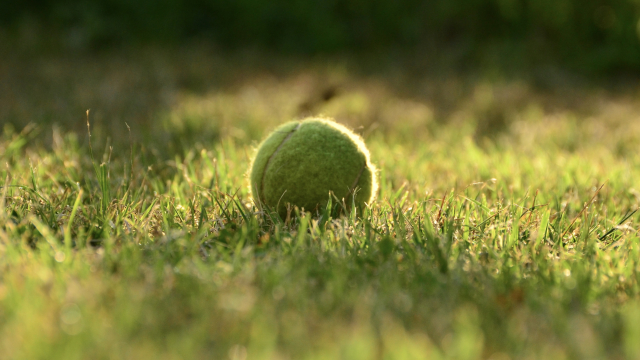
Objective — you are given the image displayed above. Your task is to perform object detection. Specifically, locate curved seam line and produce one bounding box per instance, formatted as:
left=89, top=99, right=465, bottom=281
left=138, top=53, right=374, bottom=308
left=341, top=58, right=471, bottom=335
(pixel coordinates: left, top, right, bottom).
left=259, top=123, right=301, bottom=204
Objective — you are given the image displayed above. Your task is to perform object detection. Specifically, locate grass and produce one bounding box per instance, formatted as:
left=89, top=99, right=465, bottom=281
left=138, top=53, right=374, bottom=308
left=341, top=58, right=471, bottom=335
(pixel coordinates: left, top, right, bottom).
left=2, top=45, right=640, bottom=359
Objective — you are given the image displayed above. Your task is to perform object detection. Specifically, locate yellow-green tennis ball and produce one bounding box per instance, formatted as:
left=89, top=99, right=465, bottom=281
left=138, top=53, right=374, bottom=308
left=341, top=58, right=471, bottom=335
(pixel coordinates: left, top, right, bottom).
left=250, top=117, right=377, bottom=218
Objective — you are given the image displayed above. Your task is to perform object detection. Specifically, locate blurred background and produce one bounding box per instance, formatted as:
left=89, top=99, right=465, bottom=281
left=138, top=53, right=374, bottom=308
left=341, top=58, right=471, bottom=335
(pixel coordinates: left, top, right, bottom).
left=1, top=0, right=640, bottom=156
left=3, top=3, right=640, bottom=358
left=4, top=0, right=639, bottom=71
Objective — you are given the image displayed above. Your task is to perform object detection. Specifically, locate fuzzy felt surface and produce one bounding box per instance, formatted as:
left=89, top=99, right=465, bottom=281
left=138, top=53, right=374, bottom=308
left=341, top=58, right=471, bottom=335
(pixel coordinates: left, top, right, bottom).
left=250, top=117, right=376, bottom=218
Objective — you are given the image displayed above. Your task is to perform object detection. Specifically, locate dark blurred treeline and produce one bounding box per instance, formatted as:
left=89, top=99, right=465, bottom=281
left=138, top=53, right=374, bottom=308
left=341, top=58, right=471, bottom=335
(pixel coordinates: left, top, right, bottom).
left=3, top=0, right=640, bottom=74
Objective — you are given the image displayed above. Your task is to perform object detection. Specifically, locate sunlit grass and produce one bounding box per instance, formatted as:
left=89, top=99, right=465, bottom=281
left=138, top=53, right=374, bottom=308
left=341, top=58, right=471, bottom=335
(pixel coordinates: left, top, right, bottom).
left=2, top=46, right=640, bottom=359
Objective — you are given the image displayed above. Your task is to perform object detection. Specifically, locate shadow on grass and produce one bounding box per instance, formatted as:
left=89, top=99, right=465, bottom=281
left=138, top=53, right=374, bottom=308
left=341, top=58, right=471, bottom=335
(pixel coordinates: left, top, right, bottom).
left=2, top=42, right=640, bottom=159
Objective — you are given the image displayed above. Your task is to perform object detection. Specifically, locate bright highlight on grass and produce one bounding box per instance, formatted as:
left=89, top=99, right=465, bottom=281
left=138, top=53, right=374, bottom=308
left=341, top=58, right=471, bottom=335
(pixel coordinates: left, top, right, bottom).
left=2, top=48, right=640, bottom=359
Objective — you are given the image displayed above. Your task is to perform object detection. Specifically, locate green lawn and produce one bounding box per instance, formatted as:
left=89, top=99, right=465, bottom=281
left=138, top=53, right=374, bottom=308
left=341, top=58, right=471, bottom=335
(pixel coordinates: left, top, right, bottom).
left=2, top=46, right=640, bottom=359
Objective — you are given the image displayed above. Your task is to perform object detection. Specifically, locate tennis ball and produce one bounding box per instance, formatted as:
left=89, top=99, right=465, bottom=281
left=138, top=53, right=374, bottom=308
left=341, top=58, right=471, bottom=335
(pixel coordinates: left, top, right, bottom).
left=250, top=117, right=377, bottom=218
